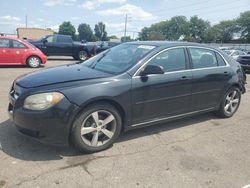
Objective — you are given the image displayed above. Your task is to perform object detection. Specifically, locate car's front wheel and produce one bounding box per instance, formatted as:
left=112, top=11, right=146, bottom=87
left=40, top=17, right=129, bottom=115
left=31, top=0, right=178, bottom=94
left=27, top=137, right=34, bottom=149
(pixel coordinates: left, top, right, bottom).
left=71, top=103, right=122, bottom=153
left=217, top=87, right=241, bottom=118
left=26, top=56, right=41, bottom=68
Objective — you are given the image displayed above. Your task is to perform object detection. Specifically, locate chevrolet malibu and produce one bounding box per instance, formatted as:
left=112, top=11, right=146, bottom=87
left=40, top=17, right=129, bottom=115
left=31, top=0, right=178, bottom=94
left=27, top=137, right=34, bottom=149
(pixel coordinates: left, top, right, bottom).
left=8, top=42, right=246, bottom=152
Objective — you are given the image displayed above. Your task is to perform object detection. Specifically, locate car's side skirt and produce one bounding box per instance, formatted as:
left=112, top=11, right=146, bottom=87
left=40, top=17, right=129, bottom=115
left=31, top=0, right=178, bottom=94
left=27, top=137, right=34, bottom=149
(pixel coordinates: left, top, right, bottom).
left=127, top=107, right=217, bottom=130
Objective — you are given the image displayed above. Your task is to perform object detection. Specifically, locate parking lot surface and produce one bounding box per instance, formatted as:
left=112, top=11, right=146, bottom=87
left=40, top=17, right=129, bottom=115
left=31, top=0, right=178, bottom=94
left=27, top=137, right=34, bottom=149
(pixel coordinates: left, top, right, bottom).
left=0, top=58, right=250, bottom=188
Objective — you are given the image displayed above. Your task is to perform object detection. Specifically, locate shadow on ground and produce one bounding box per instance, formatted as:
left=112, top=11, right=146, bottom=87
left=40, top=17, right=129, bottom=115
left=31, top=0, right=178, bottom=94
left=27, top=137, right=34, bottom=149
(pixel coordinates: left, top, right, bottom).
left=47, top=57, right=78, bottom=61
left=0, top=113, right=217, bottom=162
left=0, top=65, right=45, bottom=69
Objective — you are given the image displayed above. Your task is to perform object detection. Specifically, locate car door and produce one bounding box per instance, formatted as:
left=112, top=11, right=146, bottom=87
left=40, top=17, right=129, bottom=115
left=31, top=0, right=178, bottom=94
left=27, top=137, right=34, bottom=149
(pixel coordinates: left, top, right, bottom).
left=56, top=35, right=73, bottom=55
left=188, top=47, right=231, bottom=111
left=10, top=40, right=27, bottom=64
left=131, top=47, right=192, bottom=125
left=0, top=38, right=11, bottom=64
left=42, top=35, right=56, bottom=55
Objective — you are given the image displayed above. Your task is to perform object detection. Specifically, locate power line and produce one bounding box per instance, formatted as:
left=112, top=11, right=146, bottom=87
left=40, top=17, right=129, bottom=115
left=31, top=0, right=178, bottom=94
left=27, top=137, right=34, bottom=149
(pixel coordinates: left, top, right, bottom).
left=156, top=0, right=248, bottom=15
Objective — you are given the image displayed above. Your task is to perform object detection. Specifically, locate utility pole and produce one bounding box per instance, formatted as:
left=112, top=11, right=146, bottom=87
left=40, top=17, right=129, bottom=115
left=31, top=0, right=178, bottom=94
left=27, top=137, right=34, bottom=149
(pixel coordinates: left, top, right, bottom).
left=124, top=14, right=127, bottom=42
left=25, top=15, right=28, bottom=28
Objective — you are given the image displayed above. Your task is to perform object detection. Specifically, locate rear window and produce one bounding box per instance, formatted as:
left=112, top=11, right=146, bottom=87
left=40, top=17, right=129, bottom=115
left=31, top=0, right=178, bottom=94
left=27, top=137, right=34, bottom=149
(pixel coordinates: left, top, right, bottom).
left=216, top=53, right=226, bottom=66
left=12, top=40, right=26, bottom=49
left=189, top=48, right=217, bottom=69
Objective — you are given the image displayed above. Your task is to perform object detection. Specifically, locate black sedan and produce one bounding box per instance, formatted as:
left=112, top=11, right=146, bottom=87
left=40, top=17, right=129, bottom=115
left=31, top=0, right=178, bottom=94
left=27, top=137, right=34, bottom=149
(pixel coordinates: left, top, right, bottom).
left=8, top=41, right=246, bottom=152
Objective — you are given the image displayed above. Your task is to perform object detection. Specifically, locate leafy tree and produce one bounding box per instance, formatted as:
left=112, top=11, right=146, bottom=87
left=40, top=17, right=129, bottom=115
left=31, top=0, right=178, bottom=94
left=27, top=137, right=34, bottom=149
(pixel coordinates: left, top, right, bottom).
left=121, top=36, right=132, bottom=42
left=165, top=16, right=189, bottom=40
left=206, top=20, right=239, bottom=43
left=94, top=22, right=108, bottom=41
left=147, top=32, right=165, bottom=40
left=108, top=35, right=118, bottom=40
left=237, top=11, right=250, bottom=42
left=58, top=21, right=76, bottom=39
left=186, top=16, right=210, bottom=42
left=139, top=21, right=168, bottom=40
left=138, top=11, right=250, bottom=43
left=78, top=23, right=96, bottom=42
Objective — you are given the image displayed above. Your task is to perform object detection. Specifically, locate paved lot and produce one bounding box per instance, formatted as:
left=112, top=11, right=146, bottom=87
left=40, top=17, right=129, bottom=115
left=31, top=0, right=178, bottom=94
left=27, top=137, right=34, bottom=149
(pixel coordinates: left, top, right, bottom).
left=0, top=58, right=250, bottom=188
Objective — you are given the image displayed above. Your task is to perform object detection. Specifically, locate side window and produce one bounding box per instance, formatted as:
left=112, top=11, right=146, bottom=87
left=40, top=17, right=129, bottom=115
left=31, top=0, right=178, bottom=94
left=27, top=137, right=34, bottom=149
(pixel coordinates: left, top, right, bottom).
left=216, top=53, right=226, bottom=66
left=12, top=40, right=26, bottom=49
left=46, top=36, right=54, bottom=43
left=0, top=39, right=10, bottom=48
left=57, top=35, right=72, bottom=43
left=148, top=48, right=186, bottom=72
left=189, top=48, right=217, bottom=69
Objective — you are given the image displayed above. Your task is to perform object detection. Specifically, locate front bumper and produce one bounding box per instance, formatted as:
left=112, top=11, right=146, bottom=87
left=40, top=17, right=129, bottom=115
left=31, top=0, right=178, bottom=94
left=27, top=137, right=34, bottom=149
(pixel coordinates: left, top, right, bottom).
left=8, top=93, right=79, bottom=146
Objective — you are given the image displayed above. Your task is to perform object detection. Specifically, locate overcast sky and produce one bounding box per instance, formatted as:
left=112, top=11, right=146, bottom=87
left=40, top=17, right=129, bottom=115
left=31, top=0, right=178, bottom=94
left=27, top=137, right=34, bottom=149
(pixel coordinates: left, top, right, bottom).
left=0, top=0, right=250, bottom=38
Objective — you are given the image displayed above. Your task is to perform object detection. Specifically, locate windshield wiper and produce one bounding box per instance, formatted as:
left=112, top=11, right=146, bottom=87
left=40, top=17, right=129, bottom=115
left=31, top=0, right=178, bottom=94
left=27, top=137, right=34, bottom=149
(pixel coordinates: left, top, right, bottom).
left=91, top=49, right=111, bottom=68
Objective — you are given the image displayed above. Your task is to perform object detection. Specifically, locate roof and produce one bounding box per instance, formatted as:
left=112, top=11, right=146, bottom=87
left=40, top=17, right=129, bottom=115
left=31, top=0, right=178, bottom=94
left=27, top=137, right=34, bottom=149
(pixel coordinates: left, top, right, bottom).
left=127, top=41, right=212, bottom=48
left=0, top=36, right=19, bottom=40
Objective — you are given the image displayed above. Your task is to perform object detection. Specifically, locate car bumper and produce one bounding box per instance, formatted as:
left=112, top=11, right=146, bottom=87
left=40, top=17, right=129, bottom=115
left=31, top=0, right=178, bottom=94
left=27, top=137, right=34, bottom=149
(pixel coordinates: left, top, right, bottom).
left=41, top=55, right=47, bottom=64
left=8, top=97, right=80, bottom=146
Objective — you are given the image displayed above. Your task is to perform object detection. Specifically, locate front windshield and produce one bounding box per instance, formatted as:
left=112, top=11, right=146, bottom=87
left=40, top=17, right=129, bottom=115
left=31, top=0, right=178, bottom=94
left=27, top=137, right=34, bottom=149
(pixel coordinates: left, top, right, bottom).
left=82, top=43, right=156, bottom=74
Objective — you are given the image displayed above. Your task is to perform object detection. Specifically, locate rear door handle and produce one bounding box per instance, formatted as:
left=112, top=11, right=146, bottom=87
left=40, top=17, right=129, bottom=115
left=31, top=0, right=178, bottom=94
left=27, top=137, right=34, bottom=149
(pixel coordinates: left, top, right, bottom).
left=180, top=76, right=189, bottom=80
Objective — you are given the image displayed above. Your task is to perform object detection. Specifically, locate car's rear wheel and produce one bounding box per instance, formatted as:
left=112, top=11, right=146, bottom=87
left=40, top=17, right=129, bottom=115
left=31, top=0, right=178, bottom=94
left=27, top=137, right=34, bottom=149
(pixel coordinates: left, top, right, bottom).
left=77, top=50, right=88, bottom=61
left=27, top=56, right=41, bottom=68
left=217, top=87, right=241, bottom=118
left=71, top=103, right=122, bottom=153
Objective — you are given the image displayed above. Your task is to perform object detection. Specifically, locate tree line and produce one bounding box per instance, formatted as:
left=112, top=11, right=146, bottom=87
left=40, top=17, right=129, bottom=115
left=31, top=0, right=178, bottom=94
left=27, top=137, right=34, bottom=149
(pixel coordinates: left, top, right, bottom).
left=58, top=21, right=112, bottom=41
left=139, top=11, right=250, bottom=43
left=57, top=10, right=250, bottom=43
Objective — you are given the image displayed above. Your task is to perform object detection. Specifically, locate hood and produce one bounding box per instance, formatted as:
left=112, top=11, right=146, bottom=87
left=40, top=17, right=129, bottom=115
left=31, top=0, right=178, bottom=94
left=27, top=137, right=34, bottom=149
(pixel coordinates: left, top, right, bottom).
left=16, top=64, right=112, bottom=88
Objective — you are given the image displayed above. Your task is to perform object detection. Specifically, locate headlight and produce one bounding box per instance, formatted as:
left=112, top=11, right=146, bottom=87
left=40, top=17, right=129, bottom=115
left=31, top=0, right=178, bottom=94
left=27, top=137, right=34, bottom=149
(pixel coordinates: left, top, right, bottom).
left=24, top=92, right=64, bottom=111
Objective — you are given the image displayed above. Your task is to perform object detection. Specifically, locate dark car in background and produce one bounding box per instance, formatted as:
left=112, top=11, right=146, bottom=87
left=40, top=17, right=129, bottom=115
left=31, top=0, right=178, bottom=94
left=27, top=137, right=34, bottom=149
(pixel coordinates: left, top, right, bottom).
left=237, top=55, right=250, bottom=72
left=8, top=41, right=246, bottom=153
left=29, top=34, right=96, bottom=61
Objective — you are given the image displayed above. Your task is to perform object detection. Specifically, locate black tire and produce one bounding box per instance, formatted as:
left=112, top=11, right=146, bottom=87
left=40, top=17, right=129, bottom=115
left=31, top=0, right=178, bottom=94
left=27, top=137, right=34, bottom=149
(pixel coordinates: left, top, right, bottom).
left=71, top=103, right=122, bottom=153
left=26, top=56, right=41, bottom=68
left=77, top=50, right=88, bottom=61
left=216, top=87, right=241, bottom=118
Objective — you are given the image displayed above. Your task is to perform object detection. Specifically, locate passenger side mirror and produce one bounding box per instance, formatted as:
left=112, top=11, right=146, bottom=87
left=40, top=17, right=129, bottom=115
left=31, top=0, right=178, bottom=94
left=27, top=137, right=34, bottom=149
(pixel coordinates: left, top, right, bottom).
left=43, top=39, right=48, bottom=44
left=140, top=65, right=164, bottom=76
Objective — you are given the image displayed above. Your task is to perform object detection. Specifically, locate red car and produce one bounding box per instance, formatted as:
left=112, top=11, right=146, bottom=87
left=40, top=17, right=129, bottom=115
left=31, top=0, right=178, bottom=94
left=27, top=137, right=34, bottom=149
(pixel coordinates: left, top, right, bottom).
left=0, top=36, right=47, bottom=68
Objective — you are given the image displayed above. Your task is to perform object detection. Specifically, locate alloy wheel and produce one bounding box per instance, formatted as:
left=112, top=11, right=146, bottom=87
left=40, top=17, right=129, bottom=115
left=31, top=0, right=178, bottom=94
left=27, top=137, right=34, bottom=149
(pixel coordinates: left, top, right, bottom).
left=224, top=90, right=240, bottom=115
left=28, top=57, right=40, bottom=68
left=80, top=110, right=116, bottom=147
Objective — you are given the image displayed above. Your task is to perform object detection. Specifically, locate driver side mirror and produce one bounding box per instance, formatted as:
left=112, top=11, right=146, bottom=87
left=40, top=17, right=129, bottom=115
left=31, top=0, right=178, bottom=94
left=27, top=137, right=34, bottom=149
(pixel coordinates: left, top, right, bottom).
left=43, top=39, right=48, bottom=44
left=140, top=65, right=164, bottom=76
